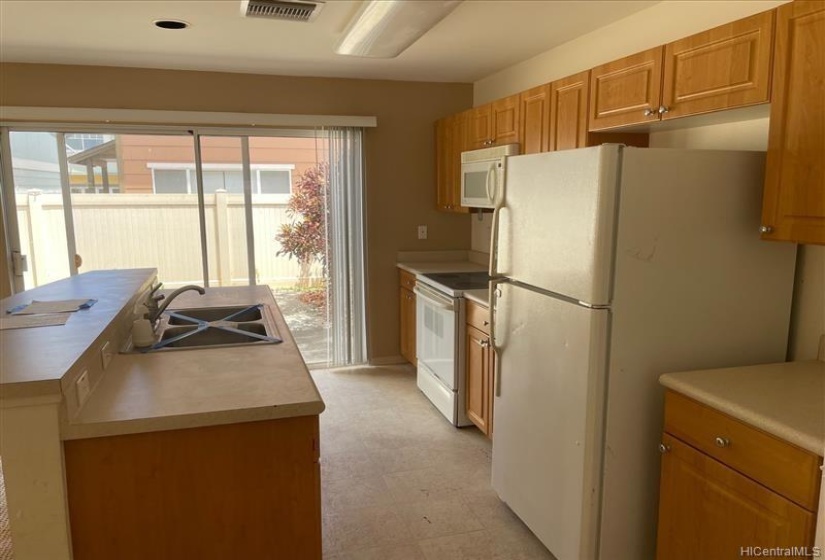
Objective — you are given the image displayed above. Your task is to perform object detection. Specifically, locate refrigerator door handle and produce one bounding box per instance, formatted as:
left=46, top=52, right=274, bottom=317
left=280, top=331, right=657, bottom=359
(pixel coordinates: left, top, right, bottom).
left=488, top=173, right=506, bottom=278
left=489, top=279, right=505, bottom=396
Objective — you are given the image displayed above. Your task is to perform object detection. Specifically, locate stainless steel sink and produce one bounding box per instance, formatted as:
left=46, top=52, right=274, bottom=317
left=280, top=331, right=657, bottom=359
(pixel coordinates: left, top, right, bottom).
left=166, top=306, right=263, bottom=325
left=122, top=304, right=282, bottom=353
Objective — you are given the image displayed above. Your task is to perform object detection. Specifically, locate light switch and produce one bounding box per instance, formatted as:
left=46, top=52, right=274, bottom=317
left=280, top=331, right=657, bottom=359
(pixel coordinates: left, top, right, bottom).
left=417, top=225, right=428, bottom=240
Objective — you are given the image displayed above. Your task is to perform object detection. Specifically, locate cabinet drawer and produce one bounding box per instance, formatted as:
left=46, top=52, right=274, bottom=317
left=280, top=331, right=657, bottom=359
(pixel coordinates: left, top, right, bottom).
left=664, top=391, right=822, bottom=511
left=466, top=300, right=490, bottom=334
left=399, top=269, right=417, bottom=291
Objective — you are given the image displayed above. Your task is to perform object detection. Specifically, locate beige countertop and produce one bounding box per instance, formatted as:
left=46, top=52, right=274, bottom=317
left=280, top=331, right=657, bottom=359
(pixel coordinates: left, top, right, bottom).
left=63, top=285, right=324, bottom=440
left=0, top=269, right=155, bottom=399
left=464, top=289, right=490, bottom=307
left=397, top=261, right=487, bottom=275
left=660, top=360, right=825, bottom=456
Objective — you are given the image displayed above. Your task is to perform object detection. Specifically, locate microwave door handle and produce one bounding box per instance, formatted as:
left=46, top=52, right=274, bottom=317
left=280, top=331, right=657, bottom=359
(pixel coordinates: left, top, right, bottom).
left=485, top=163, right=495, bottom=204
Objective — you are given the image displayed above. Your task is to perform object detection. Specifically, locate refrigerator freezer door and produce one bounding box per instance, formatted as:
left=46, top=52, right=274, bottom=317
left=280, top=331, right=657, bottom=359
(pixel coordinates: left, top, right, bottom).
left=495, top=145, right=621, bottom=306
left=491, top=282, right=609, bottom=560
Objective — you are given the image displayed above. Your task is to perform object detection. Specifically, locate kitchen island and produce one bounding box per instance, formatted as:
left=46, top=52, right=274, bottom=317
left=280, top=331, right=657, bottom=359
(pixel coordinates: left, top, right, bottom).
left=0, top=269, right=324, bottom=560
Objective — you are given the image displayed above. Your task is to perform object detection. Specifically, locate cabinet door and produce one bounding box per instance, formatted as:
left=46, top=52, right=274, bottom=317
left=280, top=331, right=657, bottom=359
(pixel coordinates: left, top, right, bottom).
left=465, top=324, right=490, bottom=435
left=399, top=287, right=416, bottom=364
left=656, top=434, right=815, bottom=560
left=435, top=116, right=453, bottom=212
left=491, top=94, right=520, bottom=146
left=520, top=84, right=550, bottom=154
left=761, top=0, right=825, bottom=245
left=661, top=11, right=774, bottom=120
left=549, top=71, right=590, bottom=151
left=589, top=46, right=664, bottom=131
left=468, top=104, right=493, bottom=149
left=434, top=114, right=469, bottom=213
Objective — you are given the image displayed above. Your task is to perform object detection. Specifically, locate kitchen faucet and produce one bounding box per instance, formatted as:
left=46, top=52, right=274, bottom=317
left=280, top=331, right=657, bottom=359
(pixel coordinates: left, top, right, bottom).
left=145, top=283, right=206, bottom=325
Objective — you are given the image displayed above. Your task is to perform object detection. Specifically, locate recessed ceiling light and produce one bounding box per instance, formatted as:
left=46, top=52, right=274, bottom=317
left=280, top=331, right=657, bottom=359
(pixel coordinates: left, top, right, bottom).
left=153, top=19, right=190, bottom=30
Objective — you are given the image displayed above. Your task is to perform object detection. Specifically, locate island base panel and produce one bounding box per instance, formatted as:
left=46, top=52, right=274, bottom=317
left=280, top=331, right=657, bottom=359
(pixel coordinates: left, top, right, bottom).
left=64, top=415, right=321, bottom=560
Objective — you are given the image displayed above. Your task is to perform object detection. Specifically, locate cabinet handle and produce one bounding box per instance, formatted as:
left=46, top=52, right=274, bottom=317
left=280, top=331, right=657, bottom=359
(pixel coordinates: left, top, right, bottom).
left=658, top=105, right=670, bottom=115
left=714, top=437, right=730, bottom=448
left=643, top=108, right=656, bottom=117
left=658, top=443, right=671, bottom=454
left=760, top=225, right=773, bottom=234
left=483, top=320, right=490, bottom=326
left=472, top=336, right=491, bottom=348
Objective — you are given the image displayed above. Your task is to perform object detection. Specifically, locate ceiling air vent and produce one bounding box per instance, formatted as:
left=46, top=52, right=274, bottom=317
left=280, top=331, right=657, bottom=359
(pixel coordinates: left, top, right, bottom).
left=241, top=0, right=325, bottom=22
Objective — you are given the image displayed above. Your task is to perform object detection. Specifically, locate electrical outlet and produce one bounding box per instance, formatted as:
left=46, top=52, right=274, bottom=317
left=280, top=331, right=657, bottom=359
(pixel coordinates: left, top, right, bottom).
left=417, top=225, right=428, bottom=240
left=76, top=369, right=90, bottom=407
left=100, top=341, right=113, bottom=370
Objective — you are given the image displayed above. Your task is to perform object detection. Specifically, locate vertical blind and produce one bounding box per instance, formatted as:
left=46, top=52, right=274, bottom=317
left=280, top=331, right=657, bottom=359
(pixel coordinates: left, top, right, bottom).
left=325, top=127, right=367, bottom=366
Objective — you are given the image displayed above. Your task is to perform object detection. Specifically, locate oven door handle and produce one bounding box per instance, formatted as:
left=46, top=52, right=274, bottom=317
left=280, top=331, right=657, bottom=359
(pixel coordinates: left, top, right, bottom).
left=413, top=285, right=455, bottom=311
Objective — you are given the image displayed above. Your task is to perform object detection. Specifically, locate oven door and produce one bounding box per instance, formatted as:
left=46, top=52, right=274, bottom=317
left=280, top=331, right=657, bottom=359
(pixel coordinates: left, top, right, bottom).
left=414, top=283, right=458, bottom=390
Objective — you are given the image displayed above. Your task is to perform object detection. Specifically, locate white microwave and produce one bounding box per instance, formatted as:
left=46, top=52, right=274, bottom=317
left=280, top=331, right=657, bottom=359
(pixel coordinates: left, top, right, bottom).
left=460, top=144, right=519, bottom=209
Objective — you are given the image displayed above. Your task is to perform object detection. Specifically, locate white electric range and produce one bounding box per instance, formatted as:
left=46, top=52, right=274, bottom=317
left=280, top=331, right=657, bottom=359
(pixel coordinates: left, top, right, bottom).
left=414, top=271, right=491, bottom=426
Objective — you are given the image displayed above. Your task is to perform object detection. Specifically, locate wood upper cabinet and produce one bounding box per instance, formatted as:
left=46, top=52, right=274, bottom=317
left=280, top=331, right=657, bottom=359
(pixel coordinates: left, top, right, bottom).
left=656, top=391, right=821, bottom=559
left=549, top=70, right=590, bottom=151
left=591, top=11, right=775, bottom=131
left=467, top=104, right=493, bottom=149
left=519, top=84, right=550, bottom=154
left=661, top=11, right=775, bottom=119
left=589, top=46, right=664, bottom=131
left=435, top=113, right=469, bottom=213
left=761, top=0, right=825, bottom=245
left=468, top=94, right=521, bottom=149
left=399, top=270, right=417, bottom=364
left=491, top=94, right=520, bottom=146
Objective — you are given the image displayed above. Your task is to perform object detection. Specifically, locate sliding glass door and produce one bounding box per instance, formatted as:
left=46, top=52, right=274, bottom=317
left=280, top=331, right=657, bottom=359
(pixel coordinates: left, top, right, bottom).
left=0, top=126, right=366, bottom=367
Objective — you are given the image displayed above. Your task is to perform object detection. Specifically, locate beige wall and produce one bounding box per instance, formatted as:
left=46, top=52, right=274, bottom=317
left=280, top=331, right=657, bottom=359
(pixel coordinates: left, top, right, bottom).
left=471, top=0, right=822, bottom=361
left=474, top=0, right=789, bottom=104
left=0, top=63, right=474, bottom=360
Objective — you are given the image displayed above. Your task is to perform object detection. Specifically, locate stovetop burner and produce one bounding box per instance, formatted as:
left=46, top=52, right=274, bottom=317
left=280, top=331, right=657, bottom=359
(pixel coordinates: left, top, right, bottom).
left=421, top=271, right=491, bottom=293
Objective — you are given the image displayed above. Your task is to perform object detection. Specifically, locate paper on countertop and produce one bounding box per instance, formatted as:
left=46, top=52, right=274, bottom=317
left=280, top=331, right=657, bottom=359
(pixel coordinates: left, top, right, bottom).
left=8, top=299, right=97, bottom=315
left=0, top=313, right=70, bottom=330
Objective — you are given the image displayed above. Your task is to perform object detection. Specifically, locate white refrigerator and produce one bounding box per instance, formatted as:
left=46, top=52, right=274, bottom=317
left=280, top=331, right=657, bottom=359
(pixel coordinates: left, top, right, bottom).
left=489, top=145, right=797, bottom=560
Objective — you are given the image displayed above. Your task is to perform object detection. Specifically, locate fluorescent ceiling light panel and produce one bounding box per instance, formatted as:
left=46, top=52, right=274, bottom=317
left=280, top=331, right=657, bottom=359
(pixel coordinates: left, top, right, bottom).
left=336, top=0, right=461, bottom=58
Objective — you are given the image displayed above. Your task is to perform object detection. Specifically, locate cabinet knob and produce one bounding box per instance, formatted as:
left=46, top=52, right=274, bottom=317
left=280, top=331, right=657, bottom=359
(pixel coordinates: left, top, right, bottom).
left=658, top=443, right=671, bottom=454
left=760, top=225, right=773, bottom=234
left=483, top=320, right=490, bottom=326
left=714, top=437, right=730, bottom=448
left=643, top=108, right=656, bottom=117
left=658, top=105, right=670, bottom=115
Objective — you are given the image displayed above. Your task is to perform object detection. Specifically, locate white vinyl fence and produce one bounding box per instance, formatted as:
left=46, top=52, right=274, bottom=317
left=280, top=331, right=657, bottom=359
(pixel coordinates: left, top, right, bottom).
left=16, top=190, right=323, bottom=289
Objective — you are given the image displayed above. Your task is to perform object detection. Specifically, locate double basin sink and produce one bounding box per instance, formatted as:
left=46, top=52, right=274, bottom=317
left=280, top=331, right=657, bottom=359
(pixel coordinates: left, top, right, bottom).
left=123, top=304, right=283, bottom=353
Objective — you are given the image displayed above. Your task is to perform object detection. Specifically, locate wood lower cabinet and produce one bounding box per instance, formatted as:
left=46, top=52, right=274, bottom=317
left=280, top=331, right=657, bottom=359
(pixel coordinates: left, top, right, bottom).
left=399, top=270, right=417, bottom=364
left=656, top=391, right=821, bottom=560
left=662, top=11, right=775, bottom=120
left=589, top=46, right=664, bottom=131
left=761, top=0, right=825, bottom=245
left=465, top=301, right=494, bottom=437
left=64, top=416, right=322, bottom=560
